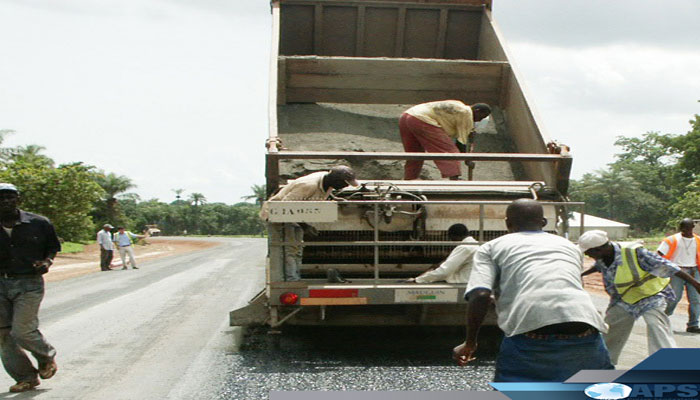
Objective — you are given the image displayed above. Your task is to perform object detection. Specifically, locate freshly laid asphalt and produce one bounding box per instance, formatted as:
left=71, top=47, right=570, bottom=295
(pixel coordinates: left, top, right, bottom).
left=0, top=237, right=696, bottom=399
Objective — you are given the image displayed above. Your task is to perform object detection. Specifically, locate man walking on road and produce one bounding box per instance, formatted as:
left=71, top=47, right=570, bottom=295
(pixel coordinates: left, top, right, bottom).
left=113, top=227, right=143, bottom=270
left=97, top=224, right=114, bottom=271
left=399, top=100, right=491, bottom=180
left=658, top=218, right=700, bottom=333
left=0, top=183, right=59, bottom=392
left=453, top=199, right=611, bottom=382
left=580, top=229, right=700, bottom=366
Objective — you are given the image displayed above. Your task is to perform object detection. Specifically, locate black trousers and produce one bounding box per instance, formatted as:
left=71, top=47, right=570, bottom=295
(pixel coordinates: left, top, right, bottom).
left=100, top=248, right=113, bottom=270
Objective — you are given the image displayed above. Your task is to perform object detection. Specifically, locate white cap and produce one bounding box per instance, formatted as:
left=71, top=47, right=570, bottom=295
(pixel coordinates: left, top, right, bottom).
left=578, top=230, right=609, bottom=252
left=0, top=183, right=18, bottom=193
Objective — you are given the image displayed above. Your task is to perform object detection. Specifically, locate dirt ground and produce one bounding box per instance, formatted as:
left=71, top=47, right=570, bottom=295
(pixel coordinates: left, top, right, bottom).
left=47, top=238, right=219, bottom=282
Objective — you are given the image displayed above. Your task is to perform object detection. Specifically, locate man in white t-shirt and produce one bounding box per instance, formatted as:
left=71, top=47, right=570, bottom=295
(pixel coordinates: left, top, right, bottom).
left=658, top=218, right=700, bottom=333
left=452, top=199, right=611, bottom=382
left=407, top=224, right=477, bottom=284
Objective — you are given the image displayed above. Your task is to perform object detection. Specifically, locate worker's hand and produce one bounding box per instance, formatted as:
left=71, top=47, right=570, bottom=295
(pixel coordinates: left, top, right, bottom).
left=32, top=258, right=53, bottom=270
left=453, top=341, right=477, bottom=366
left=302, top=225, right=319, bottom=237
left=465, top=161, right=475, bottom=169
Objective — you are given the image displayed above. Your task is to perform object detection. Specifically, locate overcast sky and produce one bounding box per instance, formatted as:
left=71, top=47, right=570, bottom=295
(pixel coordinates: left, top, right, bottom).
left=1, top=0, right=698, bottom=204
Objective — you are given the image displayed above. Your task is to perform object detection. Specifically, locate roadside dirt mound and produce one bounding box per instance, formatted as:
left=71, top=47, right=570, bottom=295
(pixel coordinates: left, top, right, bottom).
left=47, top=238, right=218, bottom=282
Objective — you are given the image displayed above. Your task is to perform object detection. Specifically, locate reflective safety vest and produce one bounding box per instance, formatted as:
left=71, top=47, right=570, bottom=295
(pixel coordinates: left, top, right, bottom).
left=613, top=243, right=670, bottom=304
left=661, top=233, right=700, bottom=268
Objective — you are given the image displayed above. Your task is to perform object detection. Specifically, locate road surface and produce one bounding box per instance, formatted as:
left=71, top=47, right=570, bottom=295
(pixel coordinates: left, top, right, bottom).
left=0, top=237, right=265, bottom=399
left=0, top=237, right=696, bottom=399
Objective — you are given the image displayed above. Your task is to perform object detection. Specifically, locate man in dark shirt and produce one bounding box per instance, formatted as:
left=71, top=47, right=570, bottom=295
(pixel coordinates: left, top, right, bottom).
left=0, top=183, right=60, bottom=392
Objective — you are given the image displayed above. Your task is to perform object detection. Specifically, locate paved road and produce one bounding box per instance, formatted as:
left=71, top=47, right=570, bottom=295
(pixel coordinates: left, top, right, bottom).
left=0, top=237, right=697, bottom=399
left=0, top=237, right=266, bottom=399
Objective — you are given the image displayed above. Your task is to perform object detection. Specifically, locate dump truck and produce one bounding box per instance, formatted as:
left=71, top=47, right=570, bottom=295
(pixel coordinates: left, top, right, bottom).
left=230, top=0, right=583, bottom=328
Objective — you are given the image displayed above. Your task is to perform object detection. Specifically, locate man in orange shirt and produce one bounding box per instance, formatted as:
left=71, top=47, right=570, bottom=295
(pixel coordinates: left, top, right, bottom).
left=658, top=218, right=700, bottom=333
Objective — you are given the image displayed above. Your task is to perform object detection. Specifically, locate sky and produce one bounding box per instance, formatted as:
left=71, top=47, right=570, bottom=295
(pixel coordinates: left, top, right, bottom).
left=0, top=0, right=698, bottom=204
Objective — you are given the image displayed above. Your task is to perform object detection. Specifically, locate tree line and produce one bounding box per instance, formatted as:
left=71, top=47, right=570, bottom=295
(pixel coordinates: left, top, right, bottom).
left=0, top=130, right=263, bottom=242
left=569, top=112, right=699, bottom=234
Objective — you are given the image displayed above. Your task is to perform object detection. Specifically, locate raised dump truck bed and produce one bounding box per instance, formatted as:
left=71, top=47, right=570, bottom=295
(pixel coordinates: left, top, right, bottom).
left=230, top=0, right=577, bottom=328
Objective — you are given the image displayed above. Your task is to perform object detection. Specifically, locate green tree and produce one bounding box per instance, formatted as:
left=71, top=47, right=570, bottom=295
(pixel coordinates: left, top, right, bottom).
left=241, top=184, right=267, bottom=206
left=0, top=162, right=104, bottom=241
left=9, top=144, right=54, bottom=168
left=93, top=172, right=137, bottom=227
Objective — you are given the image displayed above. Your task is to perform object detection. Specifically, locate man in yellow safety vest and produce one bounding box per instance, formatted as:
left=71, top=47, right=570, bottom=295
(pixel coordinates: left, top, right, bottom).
left=580, top=229, right=700, bottom=366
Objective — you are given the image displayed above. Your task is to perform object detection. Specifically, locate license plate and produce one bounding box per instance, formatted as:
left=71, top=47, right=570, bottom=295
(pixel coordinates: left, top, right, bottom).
left=394, top=288, right=458, bottom=303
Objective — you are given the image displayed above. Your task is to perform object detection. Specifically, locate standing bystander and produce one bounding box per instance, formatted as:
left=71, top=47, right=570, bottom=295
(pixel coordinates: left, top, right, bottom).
left=113, top=227, right=144, bottom=270
left=0, top=183, right=60, bottom=392
left=453, top=199, right=611, bottom=382
left=658, top=218, right=700, bottom=333
left=580, top=229, right=700, bottom=365
left=97, top=224, right=114, bottom=271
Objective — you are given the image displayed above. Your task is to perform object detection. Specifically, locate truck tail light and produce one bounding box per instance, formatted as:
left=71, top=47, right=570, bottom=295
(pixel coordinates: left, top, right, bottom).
left=279, top=292, right=299, bottom=305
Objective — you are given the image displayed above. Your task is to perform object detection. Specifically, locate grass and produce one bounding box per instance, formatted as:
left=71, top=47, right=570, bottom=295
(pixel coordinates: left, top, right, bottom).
left=626, top=235, right=665, bottom=251
left=61, top=242, right=87, bottom=254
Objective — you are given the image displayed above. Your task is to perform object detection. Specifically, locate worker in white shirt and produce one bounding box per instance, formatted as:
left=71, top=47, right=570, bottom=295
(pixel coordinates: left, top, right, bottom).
left=406, top=224, right=478, bottom=283
left=112, top=227, right=143, bottom=270
left=260, top=166, right=359, bottom=281
left=96, top=224, right=114, bottom=271
left=658, top=218, right=700, bottom=333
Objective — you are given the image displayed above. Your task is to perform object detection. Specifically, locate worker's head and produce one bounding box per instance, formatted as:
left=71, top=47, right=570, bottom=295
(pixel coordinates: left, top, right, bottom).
left=505, top=199, right=546, bottom=233
left=680, top=218, right=695, bottom=237
left=578, top=230, right=612, bottom=260
left=0, top=183, right=20, bottom=214
left=326, top=166, right=359, bottom=190
left=103, top=224, right=114, bottom=231
left=118, top=227, right=125, bottom=232
left=447, top=223, right=469, bottom=241
left=471, top=103, right=492, bottom=122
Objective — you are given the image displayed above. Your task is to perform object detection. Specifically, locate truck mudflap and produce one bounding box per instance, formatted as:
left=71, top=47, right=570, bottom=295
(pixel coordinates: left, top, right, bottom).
left=230, top=289, right=269, bottom=326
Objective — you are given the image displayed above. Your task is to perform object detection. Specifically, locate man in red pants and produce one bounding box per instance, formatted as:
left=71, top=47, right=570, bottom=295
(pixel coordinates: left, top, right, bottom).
left=399, top=100, right=491, bottom=180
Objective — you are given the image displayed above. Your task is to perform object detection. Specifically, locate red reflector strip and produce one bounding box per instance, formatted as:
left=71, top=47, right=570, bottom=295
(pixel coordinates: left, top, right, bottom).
left=309, top=289, right=359, bottom=298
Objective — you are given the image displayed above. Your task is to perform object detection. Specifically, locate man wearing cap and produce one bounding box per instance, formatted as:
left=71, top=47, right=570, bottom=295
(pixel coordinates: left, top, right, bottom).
left=579, top=229, right=700, bottom=365
left=259, top=166, right=359, bottom=281
left=97, top=224, right=114, bottom=271
left=0, top=183, right=60, bottom=392
left=453, top=199, right=611, bottom=382
left=657, top=218, right=700, bottom=333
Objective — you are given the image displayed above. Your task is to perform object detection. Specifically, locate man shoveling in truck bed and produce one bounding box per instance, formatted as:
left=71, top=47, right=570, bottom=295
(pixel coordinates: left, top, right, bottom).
left=259, top=166, right=359, bottom=281
left=399, top=100, right=491, bottom=180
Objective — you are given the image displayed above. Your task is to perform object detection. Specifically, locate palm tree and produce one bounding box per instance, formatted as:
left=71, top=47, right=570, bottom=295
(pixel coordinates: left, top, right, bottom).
left=241, top=184, right=267, bottom=206
left=172, top=188, right=185, bottom=201
left=95, top=173, right=137, bottom=221
left=10, top=144, right=54, bottom=167
left=189, top=192, right=207, bottom=207
left=588, top=168, right=638, bottom=219
left=0, top=129, right=14, bottom=163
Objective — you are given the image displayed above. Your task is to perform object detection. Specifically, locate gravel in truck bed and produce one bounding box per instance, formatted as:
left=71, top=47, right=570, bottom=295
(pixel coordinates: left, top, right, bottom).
left=277, top=103, right=524, bottom=182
